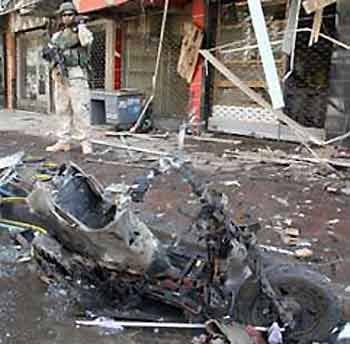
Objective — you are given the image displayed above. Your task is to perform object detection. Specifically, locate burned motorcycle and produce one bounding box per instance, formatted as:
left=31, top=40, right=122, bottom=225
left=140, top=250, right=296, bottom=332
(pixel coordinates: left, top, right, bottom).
left=1, top=160, right=340, bottom=343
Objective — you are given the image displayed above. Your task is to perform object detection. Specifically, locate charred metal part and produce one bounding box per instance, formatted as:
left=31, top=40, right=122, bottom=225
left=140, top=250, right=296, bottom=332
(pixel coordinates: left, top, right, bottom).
left=28, top=163, right=178, bottom=278
left=22, top=159, right=340, bottom=342
left=155, top=157, right=341, bottom=340
left=130, top=175, right=150, bottom=202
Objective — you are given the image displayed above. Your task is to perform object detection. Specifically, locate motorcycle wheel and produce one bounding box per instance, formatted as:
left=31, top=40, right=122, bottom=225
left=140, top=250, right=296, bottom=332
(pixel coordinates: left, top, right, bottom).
left=233, top=264, right=340, bottom=343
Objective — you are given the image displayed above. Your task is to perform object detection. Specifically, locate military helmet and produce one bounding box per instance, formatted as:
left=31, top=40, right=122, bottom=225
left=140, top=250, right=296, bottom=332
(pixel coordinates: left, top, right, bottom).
left=57, top=2, right=77, bottom=15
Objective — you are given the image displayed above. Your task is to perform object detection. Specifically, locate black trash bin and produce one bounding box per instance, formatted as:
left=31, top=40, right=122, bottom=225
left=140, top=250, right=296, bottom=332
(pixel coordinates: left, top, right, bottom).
left=90, top=99, right=106, bottom=125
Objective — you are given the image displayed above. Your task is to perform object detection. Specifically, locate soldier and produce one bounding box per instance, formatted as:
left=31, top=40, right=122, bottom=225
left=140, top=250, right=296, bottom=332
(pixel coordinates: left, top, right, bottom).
left=45, top=2, right=94, bottom=154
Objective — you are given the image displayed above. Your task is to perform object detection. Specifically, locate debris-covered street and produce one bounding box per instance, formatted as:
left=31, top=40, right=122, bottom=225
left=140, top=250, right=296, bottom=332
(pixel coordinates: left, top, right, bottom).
left=3, top=0, right=350, bottom=343
left=1, top=111, right=350, bottom=343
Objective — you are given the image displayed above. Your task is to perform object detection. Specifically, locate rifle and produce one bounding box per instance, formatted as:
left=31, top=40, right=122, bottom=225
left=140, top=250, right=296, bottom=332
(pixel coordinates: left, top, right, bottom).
left=75, top=15, right=89, bottom=25
left=42, top=43, right=68, bottom=79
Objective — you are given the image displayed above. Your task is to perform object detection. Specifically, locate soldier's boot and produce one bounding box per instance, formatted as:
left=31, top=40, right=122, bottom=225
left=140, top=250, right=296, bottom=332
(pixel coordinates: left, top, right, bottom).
left=81, top=141, right=93, bottom=155
left=46, top=142, right=71, bottom=153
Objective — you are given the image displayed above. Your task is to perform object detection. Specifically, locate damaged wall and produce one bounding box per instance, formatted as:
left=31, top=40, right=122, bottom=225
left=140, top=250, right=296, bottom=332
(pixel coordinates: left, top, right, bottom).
left=207, top=0, right=288, bottom=135
left=325, top=0, right=350, bottom=138
left=212, top=1, right=286, bottom=107
left=207, top=0, right=340, bottom=140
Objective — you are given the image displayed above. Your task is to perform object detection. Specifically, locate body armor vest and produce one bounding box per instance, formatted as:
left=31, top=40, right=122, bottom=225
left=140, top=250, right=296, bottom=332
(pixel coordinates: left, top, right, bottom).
left=53, top=27, right=90, bottom=69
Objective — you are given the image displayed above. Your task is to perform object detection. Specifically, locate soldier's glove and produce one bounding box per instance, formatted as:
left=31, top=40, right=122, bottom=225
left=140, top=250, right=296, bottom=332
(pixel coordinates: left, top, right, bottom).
left=42, top=45, right=53, bottom=62
left=78, top=23, right=94, bottom=47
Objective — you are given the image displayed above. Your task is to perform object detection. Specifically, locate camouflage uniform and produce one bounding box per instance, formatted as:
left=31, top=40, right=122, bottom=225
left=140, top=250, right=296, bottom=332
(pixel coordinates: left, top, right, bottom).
left=52, top=28, right=93, bottom=143
left=49, top=17, right=94, bottom=152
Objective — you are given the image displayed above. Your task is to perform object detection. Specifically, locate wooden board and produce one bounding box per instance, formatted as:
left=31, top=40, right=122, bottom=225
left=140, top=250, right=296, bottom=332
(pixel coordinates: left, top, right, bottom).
left=302, top=0, right=336, bottom=14
left=177, top=24, right=204, bottom=84
left=247, top=0, right=285, bottom=109
left=309, top=8, right=323, bottom=46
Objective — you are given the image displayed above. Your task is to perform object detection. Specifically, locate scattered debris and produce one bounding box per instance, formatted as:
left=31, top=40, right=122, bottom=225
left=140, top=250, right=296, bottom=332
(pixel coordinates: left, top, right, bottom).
left=178, top=123, right=186, bottom=151
left=245, top=325, right=267, bottom=344
left=285, top=228, right=300, bottom=237
left=105, top=131, right=169, bottom=140
left=294, top=248, right=314, bottom=258
left=328, top=219, right=340, bottom=226
left=280, top=228, right=300, bottom=246
left=327, top=230, right=340, bottom=242
left=341, top=187, right=350, bottom=196
left=224, top=149, right=350, bottom=170
left=221, top=180, right=241, bottom=187
left=192, top=334, right=210, bottom=344
left=267, top=322, right=283, bottom=344
left=105, top=183, right=130, bottom=195
left=91, top=139, right=170, bottom=156
left=283, top=219, right=293, bottom=226
left=271, top=195, right=289, bottom=207
left=206, top=319, right=254, bottom=344
left=86, top=158, right=150, bottom=169
left=191, top=136, right=242, bottom=146
left=120, top=135, right=136, bottom=160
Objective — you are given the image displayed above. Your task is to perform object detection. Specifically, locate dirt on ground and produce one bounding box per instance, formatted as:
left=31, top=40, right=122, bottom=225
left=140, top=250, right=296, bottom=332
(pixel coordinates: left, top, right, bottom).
left=1, top=130, right=350, bottom=343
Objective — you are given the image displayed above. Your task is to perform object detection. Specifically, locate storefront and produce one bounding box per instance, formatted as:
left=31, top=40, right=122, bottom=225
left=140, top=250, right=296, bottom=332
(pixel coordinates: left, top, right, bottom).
left=16, top=28, right=49, bottom=112
left=10, top=13, right=49, bottom=112
left=123, top=11, right=191, bottom=117
left=79, top=0, right=193, bottom=118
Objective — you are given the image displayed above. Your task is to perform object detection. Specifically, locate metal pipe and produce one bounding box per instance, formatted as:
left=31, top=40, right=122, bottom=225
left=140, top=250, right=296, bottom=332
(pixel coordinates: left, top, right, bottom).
left=76, top=319, right=206, bottom=329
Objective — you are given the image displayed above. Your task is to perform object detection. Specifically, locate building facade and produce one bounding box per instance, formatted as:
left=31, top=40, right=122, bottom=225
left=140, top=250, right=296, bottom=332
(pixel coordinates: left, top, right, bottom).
left=0, top=0, right=349, bottom=141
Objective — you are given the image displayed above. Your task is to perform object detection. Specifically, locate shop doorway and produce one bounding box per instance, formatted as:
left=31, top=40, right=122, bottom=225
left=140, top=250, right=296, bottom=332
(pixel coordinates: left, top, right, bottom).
left=17, top=29, right=49, bottom=112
